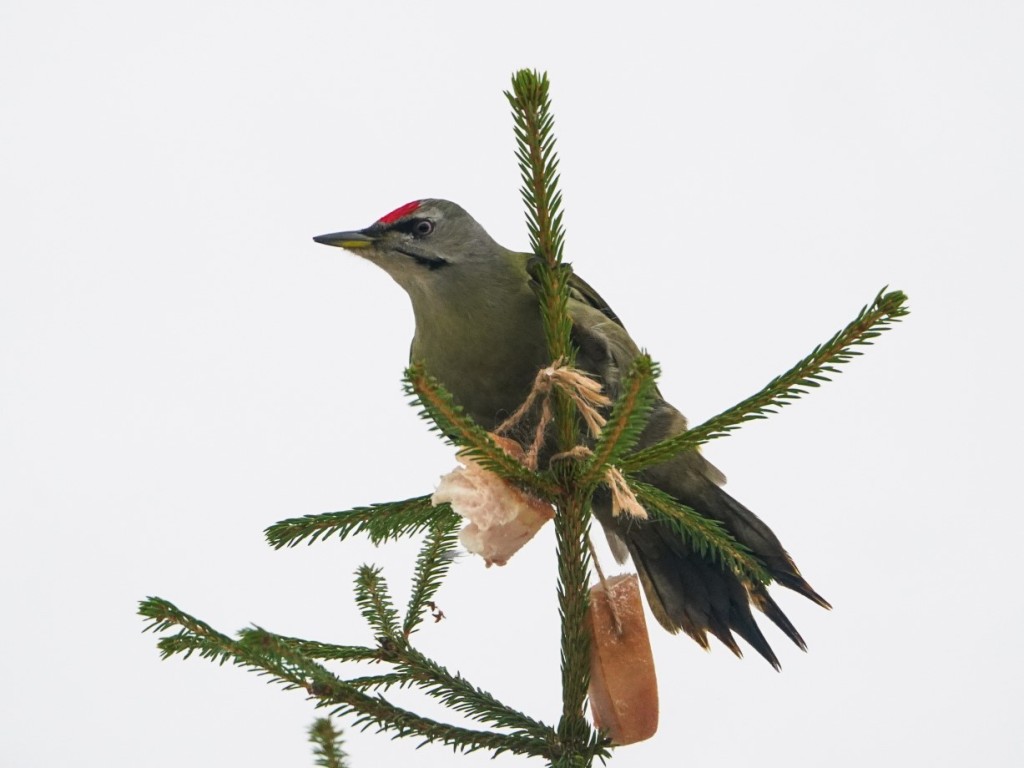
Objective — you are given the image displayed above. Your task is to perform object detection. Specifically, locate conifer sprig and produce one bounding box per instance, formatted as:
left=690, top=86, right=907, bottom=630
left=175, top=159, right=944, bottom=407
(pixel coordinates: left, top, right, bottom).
left=506, top=70, right=566, bottom=274
left=342, top=673, right=409, bottom=692
left=264, top=637, right=382, bottom=664
left=354, top=566, right=402, bottom=641
left=390, top=646, right=558, bottom=743
left=244, top=629, right=549, bottom=758
left=581, top=355, right=659, bottom=487
left=140, top=597, right=563, bottom=759
left=404, top=363, right=558, bottom=497
left=509, top=69, right=596, bottom=760
left=325, top=695, right=552, bottom=759
left=265, top=496, right=455, bottom=549
left=623, top=288, right=910, bottom=472
left=403, top=517, right=460, bottom=637
left=140, top=597, right=238, bottom=663
left=309, top=718, right=349, bottom=768
left=629, top=480, right=772, bottom=585
left=551, top=494, right=593, bottom=749
left=346, top=528, right=563, bottom=744
left=507, top=69, right=577, bottom=453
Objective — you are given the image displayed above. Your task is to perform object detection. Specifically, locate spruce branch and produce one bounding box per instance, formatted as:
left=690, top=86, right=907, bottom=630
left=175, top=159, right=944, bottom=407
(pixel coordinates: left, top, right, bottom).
left=507, top=69, right=577, bottom=453
left=139, top=597, right=238, bottom=664
left=265, top=637, right=383, bottom=664
left=244, top=629, right=553, bottom=758
left=581, top=355, right=659, bottom=487
left=552, top=493, right=594, bottom=749
left=292, top=623, right=562, bottom=745
left=309, top=718, right=349, bottom=768
left=265, top=496, right=456, bottom=549
left=140, top=600, right=310, bottom=694
left=143, top=599, right=558, bottom=760
left=506, top=70, right=566, bottom=275
left=629, top=480, right=772, bottom=585
left=389, top=645, right=559, bottom=745
left=343, top=673, right=410, bottom=692
left=354, top=566, right=402, bottom=641
left=623, top=288, right=910, bottom=472
left=403, top=516, right=460, bottom=638
left=509, top=68, right=596, bottom=760
left=509, top=68, right=594, bottom=755
left=328, top=692, right=553, bottom=759
left=404, top=363, right=558, bottom=497
left=150, top=631, right=239, bottom=666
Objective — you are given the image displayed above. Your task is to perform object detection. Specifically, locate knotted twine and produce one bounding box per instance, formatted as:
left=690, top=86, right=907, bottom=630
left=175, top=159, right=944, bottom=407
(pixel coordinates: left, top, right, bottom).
left=494, top=360, right=646, bottom=521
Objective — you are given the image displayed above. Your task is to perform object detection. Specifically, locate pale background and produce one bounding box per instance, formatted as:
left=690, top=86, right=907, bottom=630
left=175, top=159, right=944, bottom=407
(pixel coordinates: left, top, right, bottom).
left=2, top=2, right=1021, bottom=766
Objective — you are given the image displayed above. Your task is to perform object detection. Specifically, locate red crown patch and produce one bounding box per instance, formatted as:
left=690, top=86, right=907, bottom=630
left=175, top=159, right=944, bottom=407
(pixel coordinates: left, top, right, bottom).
left=377, top=200, right=421, bottom=225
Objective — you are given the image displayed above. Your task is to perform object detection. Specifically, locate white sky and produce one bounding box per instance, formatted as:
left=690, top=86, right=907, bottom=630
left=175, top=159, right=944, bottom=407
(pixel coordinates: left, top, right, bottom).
left=2, top=2, right=1021, bottom=766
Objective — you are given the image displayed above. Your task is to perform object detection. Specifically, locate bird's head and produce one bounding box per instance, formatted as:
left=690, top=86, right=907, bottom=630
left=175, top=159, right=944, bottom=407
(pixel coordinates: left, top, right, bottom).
left=313, top=199, right=510, bottom=293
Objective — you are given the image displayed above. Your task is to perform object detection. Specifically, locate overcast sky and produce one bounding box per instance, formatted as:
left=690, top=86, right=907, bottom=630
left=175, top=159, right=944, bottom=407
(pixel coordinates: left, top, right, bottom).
left=2, top=2, right=1021, bottom=767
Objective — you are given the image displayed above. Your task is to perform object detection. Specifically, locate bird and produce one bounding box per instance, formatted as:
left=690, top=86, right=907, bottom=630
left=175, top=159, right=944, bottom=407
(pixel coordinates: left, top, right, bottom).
left=314, top=198, right=830, bottom=669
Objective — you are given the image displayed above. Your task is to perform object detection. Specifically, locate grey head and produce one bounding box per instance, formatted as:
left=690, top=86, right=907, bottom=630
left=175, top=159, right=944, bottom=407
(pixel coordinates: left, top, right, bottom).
left=313, top=199, right=514, bottom=294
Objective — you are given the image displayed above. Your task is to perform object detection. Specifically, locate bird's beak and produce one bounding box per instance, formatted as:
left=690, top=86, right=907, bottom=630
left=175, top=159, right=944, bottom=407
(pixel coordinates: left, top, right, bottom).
left=312, top=230, right=376, bottom=249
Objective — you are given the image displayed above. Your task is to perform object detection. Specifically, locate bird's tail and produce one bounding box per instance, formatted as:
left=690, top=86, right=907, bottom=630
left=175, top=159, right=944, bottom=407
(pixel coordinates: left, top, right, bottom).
left=618, top=480, right=829, bottom=670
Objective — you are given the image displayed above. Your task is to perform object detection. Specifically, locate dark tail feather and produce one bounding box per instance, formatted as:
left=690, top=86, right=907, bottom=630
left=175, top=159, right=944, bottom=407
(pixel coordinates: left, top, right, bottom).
left=627, top=524, right=784, bottom=669
left=749, top=584, right=808, bottom=651
left=604, top=472, right=830, bottom=669
left=724, top=596, right=782, bottom=670
left=706, top=486, right=832, bottom=611
left=773, top=571, right=832, bottom=610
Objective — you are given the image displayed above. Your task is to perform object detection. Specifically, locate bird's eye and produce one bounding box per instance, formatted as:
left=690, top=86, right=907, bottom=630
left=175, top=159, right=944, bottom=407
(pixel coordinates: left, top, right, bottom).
left=414, top=219, right=434, bottom=236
